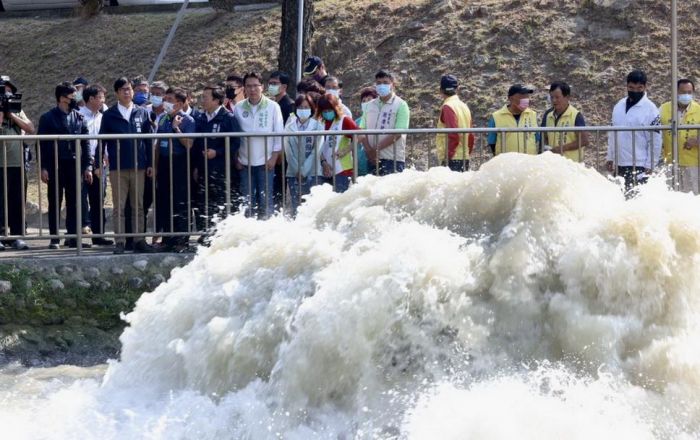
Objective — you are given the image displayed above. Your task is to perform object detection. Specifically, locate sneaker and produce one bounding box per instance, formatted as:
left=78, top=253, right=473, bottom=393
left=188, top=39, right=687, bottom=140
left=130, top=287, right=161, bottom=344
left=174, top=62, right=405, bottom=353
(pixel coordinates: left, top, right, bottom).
left=113, top=243, right=125, bottom=254
left=134, top=240, right=155, bottom=253
left=10, top=240, right=28, bottom=250
left=49, top=240, right=60, bottom=250
left=81, top=226, right=93, bottom=235
left=92, top=238, right=114, bottom=246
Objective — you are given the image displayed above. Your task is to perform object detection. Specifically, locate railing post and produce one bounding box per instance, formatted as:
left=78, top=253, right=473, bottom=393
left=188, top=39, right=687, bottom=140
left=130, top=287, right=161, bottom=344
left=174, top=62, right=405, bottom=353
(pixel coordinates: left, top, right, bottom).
left=75, top=139, right=82, bottom=255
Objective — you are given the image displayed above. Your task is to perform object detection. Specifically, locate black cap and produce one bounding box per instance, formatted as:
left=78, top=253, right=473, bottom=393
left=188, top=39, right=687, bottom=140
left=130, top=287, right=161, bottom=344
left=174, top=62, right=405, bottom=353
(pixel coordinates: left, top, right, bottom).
left=440, top=74, right=459, bottom=91
left=73, top=76, right=89, bottom=86
left=0, top=75, right=17, bottom=94
left=507, top=84, right=534, bottom=97
left=303, top=56, right=323, bottom=76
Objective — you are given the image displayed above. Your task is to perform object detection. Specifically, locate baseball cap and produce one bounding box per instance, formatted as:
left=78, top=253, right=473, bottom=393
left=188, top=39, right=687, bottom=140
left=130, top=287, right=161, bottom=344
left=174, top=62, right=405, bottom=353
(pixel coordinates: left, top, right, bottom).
left=73, top=77, right=89, bottom=86
left=303, top=56, right=323, bottom=76
left=440, top=74, right=459, bottom=91
left=508, top=84, right=534, bottom=97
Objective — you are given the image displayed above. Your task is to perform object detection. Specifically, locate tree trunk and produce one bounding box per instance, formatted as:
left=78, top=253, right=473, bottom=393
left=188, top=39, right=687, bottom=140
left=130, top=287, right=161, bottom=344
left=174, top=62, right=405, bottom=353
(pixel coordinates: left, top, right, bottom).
left=278, top=0, right=314, bottom=96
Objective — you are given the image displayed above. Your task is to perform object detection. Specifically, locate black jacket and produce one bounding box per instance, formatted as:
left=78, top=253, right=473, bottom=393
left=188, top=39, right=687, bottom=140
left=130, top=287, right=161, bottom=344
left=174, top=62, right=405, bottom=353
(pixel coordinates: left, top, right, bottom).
left=194, top=107, right=242, bottom=173
left=37, top=106, right=91, bottom=171
left=99, top=104, right=153, bottom=171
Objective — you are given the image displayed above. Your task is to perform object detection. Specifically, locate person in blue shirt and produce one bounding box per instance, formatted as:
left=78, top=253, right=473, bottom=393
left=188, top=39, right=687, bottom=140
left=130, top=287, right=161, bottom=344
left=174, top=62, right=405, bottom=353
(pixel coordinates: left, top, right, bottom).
left=155, top=87, right=195, bottom=252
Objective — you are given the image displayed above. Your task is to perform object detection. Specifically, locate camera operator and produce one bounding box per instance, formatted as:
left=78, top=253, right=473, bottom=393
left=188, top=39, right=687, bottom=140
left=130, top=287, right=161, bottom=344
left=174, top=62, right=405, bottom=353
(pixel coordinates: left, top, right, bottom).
left=0, top=76, right=34, bottom=251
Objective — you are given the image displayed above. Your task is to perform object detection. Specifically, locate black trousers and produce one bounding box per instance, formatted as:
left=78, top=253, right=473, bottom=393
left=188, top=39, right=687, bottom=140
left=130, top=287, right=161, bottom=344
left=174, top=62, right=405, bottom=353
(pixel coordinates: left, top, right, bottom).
left=0, top=166, right=25, bottom=236
left=617, top=166, right=648, bottom=195
left=197, top=166, right=239, bottom=231
left=273, top=161, right=284, bottom=210
left=81, top=171, right=107, bottom=234
left=447, top=159, right=469, bottom=172
left=155, top=154, right=190, bottom=246
left=47, top=159, right=79, bottom=237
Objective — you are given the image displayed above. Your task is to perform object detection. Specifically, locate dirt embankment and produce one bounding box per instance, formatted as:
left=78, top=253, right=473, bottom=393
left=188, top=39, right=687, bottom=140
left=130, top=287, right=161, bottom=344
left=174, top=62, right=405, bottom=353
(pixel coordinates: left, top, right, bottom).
left=0, top=0, right=694, bottom=138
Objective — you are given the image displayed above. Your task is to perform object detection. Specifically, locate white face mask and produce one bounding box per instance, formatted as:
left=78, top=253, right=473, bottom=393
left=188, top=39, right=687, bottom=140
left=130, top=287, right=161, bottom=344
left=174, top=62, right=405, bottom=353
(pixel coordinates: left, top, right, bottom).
left=163, top=102, right=175, bottom=113
left=296, top=108, right=312, bottom=120
left=679, top=94, right=694, bottom=106
left=150, top=95, right=164, bottom=108
left=327, top=89, right=340, bottom=98
left=268, top=84, right=280, bottom=96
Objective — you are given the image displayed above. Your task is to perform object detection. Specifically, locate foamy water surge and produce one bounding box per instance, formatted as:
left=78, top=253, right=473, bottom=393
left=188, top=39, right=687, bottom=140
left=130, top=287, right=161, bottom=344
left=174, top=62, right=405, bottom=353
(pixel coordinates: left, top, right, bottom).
left=2, top=152, right=700, bottom=439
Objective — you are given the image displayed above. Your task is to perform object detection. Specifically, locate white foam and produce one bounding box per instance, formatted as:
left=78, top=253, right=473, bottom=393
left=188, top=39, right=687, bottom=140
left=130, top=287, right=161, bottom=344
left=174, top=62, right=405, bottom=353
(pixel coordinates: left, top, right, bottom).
left=2, top=153, right=700, bottom=438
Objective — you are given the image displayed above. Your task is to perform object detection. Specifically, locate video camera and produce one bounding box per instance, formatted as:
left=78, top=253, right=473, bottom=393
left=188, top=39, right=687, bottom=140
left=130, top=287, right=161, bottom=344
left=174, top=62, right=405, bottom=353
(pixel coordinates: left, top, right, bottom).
left=0, top=76, right=22, bottom=114
left=0, top=93, right=22, bottom=114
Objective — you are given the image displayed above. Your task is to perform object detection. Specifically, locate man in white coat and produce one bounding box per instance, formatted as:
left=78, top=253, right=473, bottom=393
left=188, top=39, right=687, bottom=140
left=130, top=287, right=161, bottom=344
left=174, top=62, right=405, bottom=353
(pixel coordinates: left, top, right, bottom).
left=606, top=70, right=662, bottom=194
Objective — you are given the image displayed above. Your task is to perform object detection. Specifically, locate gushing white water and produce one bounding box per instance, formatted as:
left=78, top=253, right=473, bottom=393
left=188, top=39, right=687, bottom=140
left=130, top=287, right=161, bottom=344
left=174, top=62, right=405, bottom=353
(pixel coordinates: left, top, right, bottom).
left=2, top=152, right=700, bottom=439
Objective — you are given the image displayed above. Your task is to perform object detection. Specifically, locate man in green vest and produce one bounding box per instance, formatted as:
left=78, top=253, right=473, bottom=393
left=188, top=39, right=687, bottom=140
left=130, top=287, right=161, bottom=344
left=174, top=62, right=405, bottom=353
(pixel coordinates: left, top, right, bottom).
left=435, top=74, right=472, bottom=171
left=540, top=81, right=588, bottom=162
left=487, top=84, right=539, bottom=156
left=659, top=78, right=700, bottom=194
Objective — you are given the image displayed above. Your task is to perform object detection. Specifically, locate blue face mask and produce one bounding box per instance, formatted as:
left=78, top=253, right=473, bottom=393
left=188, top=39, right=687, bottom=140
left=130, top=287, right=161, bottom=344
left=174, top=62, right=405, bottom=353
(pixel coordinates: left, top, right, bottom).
left=322, top=110, right=336, bottom=121
left=376, top=83, right=392, bottom=97
left=133, top=92, right=148, bottom=106
left=679, top=94, right=694, bottom=106
left=150, top=95, right=164, bottom=108
left=297, top=108, right=312, bottom=120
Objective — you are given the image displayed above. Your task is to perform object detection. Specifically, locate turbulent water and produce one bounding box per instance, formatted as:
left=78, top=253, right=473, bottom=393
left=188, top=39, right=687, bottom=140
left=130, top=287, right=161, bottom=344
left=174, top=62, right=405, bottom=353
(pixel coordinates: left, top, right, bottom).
left=2, top=152, right=700, bottom=439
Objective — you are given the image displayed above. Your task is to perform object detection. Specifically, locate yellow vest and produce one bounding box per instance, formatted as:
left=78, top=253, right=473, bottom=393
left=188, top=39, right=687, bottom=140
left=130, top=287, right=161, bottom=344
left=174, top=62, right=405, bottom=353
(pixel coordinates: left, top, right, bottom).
left=544, top=105, right=582, bottom=162
left=492, top=106, right=538, bottom=155
left=325, top=117, right=353, bottom=174
left=436, top=95, right=472, bottom=162
left=660, top=100, right=700, bottom=166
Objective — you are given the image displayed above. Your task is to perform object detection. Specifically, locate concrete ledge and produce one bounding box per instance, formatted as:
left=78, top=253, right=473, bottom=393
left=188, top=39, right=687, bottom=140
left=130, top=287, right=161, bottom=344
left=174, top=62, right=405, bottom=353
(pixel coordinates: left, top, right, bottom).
left=0, top=253, right=193, bottom=366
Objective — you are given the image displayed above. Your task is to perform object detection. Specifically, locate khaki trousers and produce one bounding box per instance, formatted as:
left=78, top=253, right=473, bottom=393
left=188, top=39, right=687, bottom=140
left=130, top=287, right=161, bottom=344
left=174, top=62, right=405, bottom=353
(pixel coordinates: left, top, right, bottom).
left=110, top=169, right=145, bottom=244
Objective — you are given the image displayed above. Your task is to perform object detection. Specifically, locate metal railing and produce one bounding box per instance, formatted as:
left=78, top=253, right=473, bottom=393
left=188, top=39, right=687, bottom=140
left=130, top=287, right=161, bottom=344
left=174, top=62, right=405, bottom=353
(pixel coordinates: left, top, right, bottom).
left=0, top=124, right=689, bottom=255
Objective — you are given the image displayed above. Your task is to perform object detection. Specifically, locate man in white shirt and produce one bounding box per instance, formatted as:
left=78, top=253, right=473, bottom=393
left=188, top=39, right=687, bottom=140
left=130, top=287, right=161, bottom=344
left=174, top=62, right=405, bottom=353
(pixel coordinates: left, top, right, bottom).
left=234, top=72, right=284, bottom=219
left=79, top=84, right=112, bottom=246
left=606, top=70, right=662, bottom=194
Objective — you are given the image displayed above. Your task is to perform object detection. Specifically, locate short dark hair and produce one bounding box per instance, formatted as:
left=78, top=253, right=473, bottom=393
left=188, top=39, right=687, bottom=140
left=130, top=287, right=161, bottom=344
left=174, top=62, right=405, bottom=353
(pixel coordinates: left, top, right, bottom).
left=225, top=84, right=237, bottom=100
left=316, top=93, right=344, bottom=118
left=294, top=93, right=316, bottom=113
left=55, top=81, right=76, bottom=102
left=678, top=78, right=695, bottom=91
left=375, top=69, right=394, bottom=82
left=113, top=77, right=130, bottom=92
left=226, top=74, right=243, bottom=84
left=205, top=85, right=225, bottom=104
left=297, top=78, right=325, bottom=95
left=549, top=81, right=571, bottom=97
left=166, top=87, right=188, bottom=103
left=83, top=84, right=106, bottom=103
left=627, top=70, right=647, bottom=85
left=269, top=71, right=290, bottom=86
left=151, top=81, right=168, bottom=93
left=243, top=71, right=264, bottom=85
left=359, top=86, right=378, bottom=101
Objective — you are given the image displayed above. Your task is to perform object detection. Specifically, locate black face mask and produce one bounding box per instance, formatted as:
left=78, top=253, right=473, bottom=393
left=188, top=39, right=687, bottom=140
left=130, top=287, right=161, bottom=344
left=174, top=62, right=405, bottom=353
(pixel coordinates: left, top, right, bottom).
left=68, top=98, right=78, bottom=111
left=627, top=90, right=644, bottom=104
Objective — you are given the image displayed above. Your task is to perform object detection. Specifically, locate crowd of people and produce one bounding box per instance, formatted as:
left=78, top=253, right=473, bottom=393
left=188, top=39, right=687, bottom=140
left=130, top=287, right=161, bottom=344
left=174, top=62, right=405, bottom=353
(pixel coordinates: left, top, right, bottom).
left=0, top=58, right=697, bottom=253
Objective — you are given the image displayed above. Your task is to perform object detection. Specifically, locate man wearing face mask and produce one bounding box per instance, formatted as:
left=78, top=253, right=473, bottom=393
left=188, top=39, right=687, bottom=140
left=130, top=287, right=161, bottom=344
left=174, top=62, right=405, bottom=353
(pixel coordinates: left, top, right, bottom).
left=487, top=84, right=539, bottom=156
left=73, top=77, right=89, bottom=109
left=132, top=77, right=151, bottom=109
left=154, top=87, right=195, bottom=252
left=606, top=70, right=662, bottom=193
left=37, top=82, right=92, bottom=249
left=659, top=78, right=700, bottom=194
left=303, top=56, right=330, bottom=87
left=324, top=76, right=352, bottom=120
left=359, top=69, right=411, bottom=175
left=267, top=71, right=294, bottom=210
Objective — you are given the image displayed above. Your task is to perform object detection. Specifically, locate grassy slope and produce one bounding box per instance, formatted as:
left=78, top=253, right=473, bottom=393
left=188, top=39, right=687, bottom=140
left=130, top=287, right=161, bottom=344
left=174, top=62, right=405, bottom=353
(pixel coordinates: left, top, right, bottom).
left=0, top=0, right=697, bottom=144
